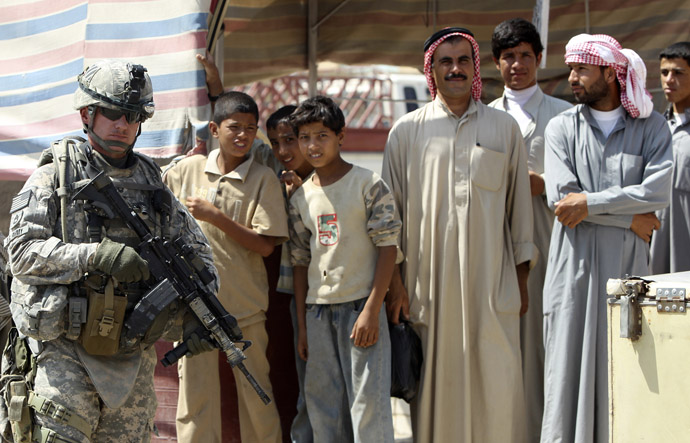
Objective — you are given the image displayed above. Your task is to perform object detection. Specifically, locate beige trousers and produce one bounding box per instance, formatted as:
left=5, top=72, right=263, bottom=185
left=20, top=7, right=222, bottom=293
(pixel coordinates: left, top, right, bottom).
left=175, top=320, right=281, bottom=443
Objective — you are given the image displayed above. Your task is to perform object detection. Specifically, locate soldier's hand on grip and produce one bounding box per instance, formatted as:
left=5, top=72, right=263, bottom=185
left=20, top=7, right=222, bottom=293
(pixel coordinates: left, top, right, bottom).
left=183, top=317, right=216, bottom=357
left=92, top=237, right=150, bottom=282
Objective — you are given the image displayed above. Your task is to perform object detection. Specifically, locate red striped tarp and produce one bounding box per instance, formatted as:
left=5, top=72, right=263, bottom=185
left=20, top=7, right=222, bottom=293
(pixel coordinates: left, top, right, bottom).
left=0, top=0, right=214, bottom=180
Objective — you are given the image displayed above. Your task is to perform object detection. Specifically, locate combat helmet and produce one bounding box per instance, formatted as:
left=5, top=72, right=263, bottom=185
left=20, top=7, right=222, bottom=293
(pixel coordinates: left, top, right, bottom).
left=74, top=59, right=155, bottom=153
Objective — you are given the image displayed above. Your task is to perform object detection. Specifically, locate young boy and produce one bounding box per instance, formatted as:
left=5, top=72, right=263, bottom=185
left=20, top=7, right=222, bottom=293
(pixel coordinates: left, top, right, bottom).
left=164, top=91, right=287, bottom=443
left=288, top=96, right=400, bottom=442
left=266, top=105, right=317, bottom=443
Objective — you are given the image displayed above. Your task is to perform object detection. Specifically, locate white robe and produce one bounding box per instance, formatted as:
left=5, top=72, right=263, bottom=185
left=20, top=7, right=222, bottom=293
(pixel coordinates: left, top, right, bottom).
left=382, top=98, right=534, bottom=443
left=541, top=105, right=673, bottom=443
left=490, top=87, right=572, bottom=442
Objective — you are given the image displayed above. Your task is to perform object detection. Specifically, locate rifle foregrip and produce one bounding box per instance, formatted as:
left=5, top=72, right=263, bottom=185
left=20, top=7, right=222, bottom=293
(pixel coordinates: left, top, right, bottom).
left=161, top=342, right=189, bottom=367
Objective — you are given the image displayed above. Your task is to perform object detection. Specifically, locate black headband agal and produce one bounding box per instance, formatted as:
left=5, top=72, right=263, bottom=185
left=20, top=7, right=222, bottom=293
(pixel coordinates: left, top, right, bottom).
left=423, top=27, right=474, bottom=53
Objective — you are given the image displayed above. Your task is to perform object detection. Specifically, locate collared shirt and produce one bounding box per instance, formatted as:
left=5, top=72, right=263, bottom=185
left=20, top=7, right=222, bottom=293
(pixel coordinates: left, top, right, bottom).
left=164, top=150, right=288, bottom=325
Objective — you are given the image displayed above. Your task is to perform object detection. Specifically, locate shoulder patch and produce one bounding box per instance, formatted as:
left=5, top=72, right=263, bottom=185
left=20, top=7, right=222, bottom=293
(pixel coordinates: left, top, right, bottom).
left=10, top=190, right=32, bottom=213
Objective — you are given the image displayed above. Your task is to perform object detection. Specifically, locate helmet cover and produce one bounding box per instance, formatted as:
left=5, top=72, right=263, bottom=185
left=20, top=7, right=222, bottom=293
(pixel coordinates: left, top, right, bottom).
left=73, top=59, right=154, bottom=121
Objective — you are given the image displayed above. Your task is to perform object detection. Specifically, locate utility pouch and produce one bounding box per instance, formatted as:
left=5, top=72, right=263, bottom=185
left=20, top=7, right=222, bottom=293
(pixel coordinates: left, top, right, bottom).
left=0, top=328, right=32, bottom=442
left=9, top=281, right=69, bottom=341
left=79, top=279, right=126, bottom=356
left=8, top=381, right=31, bottom=443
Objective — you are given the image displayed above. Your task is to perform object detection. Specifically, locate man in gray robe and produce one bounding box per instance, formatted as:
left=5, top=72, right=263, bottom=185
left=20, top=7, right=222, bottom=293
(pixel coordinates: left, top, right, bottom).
left=489, top=18, right=571, bottom=441
left=383, top=27, right=534, bottom=442
left=650, top=41, right=690, bottom=274
left=541, top=34, right=673, bottom=443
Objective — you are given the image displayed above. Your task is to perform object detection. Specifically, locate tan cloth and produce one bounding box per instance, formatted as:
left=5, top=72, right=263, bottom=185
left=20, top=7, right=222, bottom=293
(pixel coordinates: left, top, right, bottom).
left=164, top=151, right=288, bottom=323
left=175, top=319, right=281, bottom=443
left=382, top=98, right=534, bottom=443
left=164, top=151, right=287, bottom=442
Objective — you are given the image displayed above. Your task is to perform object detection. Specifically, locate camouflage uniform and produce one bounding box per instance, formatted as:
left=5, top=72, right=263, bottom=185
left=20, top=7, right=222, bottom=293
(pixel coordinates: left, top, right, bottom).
left=5, top=144, right=217, bottom=443
left=4, top=60, right=218, bottom=443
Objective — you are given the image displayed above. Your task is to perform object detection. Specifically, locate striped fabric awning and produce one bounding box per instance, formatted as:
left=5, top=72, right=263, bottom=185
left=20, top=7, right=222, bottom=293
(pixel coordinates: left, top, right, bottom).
left=219, top=0, right=690, bottom=105
left=0, top=0, right=215, bottom=181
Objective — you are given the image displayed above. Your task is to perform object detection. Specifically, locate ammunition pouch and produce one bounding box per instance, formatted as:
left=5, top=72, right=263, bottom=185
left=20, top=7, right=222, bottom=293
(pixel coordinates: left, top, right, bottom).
left=8, top=380, right=31, bottom=442
left=78, top=279, right=126, bottom=356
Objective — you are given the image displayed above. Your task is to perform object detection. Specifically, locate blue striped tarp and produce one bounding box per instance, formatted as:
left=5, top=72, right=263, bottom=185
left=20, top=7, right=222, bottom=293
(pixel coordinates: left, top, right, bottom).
left=0, top=0, right=214, bottom=180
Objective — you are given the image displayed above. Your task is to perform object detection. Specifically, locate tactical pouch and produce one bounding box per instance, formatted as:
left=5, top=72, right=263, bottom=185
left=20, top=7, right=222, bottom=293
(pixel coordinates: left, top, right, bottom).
left=0, top=329, right=35, bottom=443
left=8, top=381, right=31, bottom=443
left=79, top=280, right=126, bottom=356
left=9, top=281, right=69, bottom=341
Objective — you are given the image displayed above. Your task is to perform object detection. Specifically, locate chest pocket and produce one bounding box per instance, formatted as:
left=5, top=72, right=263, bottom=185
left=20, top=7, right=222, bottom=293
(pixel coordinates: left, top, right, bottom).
left=470, top=145, right=506, bottom=191
left=620, top=153, right=644, bottom=187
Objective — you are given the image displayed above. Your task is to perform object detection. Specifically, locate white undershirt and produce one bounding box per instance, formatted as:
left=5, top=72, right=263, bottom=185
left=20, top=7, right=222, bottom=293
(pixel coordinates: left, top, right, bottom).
left=590, top=106, right=625, bottom=138
left=504, top=84, right=538, bottom=133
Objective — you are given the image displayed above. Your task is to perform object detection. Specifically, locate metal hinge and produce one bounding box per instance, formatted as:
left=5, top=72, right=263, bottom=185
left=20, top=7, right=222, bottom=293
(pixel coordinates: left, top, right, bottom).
left=655, top=287, right=687, bottom=314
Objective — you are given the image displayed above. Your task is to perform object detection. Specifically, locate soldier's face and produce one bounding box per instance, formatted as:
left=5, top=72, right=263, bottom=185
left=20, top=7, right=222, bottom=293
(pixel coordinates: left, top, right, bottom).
left=494, top=42, right=541, bottom=91
left=81, top=107, right=139, bottom=158
left=660, top=57, right=690, bottom=112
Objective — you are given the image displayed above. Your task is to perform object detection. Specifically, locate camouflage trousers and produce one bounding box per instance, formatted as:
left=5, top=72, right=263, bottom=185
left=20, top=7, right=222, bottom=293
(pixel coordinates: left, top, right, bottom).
left=33, top=337, right=157, bottom=442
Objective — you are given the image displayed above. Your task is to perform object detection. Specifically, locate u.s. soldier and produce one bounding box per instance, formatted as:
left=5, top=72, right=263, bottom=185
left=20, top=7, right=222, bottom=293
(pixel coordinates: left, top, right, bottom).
left=2, top=59, right=218, bottom=443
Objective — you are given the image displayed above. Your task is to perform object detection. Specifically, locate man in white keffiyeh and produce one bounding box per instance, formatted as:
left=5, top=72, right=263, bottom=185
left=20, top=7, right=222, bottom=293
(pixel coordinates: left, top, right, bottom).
left=540, top=34, right=673, bottom=443
left=564, top=33, right=653, bottom=118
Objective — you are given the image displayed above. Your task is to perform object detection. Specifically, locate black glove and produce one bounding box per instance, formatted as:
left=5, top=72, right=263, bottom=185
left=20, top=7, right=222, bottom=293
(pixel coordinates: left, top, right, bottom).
left=183, top=317, right=216, bottom=357
left=92, top=237, right=150, bottom=283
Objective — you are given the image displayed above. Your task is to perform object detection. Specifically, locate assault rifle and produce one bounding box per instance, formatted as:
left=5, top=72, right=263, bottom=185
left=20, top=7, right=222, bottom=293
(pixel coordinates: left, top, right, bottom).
left=74, top=169, right=271, bottom=404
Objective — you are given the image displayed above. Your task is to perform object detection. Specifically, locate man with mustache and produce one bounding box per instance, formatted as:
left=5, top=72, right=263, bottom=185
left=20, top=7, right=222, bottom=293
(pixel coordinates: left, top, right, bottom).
left=382, top=27, right=534, bottom=442
left=488, top=18, right=571, bottom=442
left=650, top=42, right=690, bottom=274
left=541, top=35, right=673, bottom=442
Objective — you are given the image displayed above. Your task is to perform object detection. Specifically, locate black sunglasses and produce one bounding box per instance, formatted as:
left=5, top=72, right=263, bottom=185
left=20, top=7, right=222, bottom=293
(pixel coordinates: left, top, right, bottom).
left=98, top=107, right=143, bottom=124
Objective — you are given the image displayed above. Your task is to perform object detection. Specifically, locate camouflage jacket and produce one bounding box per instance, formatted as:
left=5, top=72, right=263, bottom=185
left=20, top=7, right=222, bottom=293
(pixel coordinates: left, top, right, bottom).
left=5, top=141, right=219, bottom=343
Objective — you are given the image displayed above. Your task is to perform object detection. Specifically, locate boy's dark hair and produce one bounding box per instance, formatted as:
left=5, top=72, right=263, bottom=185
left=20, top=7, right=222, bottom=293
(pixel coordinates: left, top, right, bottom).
left=290, top=96, right=345, bottom=135
left=659, top=42, right=690, bottom=65
left=212, top=91, right=259, bottom=125
left=266, top=105, right=298, bottom=131
left=491, top=18, right=543, bottom=60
